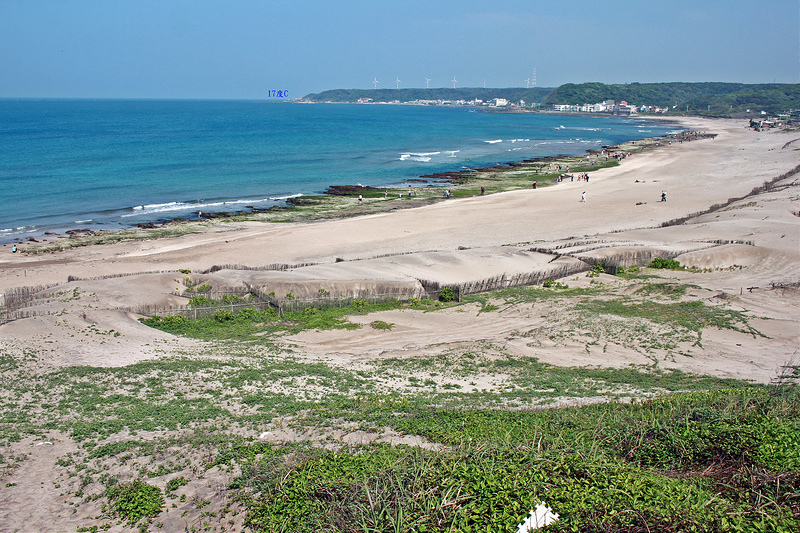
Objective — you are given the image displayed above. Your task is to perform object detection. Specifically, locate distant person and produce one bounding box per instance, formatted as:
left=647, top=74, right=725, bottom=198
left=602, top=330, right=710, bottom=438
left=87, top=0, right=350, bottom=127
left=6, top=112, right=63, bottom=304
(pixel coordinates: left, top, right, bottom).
left=481, top=186, right=485, bottom=195
left=581, top=191, right=586, bottom=202
left=358, top=194, right=363, bottom=203
left=532, top=180, right=537, bottom=189
left=661, top=191, right=667, bottom=202
left=12, top=244, right=17, bottom=253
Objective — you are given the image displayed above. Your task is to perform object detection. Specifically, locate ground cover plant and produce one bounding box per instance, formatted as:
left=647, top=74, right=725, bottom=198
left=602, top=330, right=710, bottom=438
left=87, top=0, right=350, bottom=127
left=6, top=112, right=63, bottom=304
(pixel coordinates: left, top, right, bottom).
left=0, top=278, right=794, bottom=531
left=226, top=386, right=800, bottom=532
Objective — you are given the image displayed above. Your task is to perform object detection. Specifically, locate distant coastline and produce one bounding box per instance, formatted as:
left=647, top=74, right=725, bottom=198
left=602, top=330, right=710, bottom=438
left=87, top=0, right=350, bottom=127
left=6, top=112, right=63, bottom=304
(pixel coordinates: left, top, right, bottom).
left=300, top=82, right=800, bottom=119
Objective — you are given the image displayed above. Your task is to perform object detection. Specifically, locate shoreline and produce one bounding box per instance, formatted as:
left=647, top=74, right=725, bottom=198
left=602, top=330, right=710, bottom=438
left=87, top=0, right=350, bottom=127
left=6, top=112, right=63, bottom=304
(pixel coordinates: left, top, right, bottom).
left=5, top=117, right=690, bottom=252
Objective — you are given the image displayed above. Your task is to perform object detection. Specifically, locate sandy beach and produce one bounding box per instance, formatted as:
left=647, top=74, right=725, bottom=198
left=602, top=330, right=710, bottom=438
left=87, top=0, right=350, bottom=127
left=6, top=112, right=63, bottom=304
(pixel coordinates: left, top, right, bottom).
left=0, top=116, right=798, bottom=532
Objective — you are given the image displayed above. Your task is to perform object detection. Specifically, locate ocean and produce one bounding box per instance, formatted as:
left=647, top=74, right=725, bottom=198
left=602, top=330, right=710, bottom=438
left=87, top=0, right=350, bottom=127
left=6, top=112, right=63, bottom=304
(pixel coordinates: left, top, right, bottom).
left=0, top=100, right=679, bottom=243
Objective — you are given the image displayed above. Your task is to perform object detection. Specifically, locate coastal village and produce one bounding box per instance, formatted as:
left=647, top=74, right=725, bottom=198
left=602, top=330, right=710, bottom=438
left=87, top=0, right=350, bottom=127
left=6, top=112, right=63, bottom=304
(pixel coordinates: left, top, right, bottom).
left=354, top=95, right=668, bottom=114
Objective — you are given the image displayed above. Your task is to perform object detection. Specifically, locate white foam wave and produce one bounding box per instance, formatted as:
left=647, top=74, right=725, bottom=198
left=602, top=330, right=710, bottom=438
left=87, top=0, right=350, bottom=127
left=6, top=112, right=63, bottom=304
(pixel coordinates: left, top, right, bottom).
left=484, top=139, right=502, bottom=144
left=1, top=226, right=34, bottom=234
left=400, top=151, right=441, bottom=162
left=123, top=197, right=286, bottom=218
left=74, top=219, right=93, bottom=224
left=269, top=193, right=303, bottom=200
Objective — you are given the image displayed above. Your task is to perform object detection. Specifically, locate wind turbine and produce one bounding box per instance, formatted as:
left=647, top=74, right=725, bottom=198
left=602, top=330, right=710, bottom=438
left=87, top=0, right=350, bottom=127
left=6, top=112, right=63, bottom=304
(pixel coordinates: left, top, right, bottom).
left=483, top=79, right=486, bottom=89
left=396, top=77, right=401, bottom=89
left=451, top=76, right=458, bottom=89
left=531, top=67, right=537, bottom=88
left=425, top=77, right=431, bottom=89
left=373, top=78, right=379, bottom=89
left=525, top=78, right=531, bottom=89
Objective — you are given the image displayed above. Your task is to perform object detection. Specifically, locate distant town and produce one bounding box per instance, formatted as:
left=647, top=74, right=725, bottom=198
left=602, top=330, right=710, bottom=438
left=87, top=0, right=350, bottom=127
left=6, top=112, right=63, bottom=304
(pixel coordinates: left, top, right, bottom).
left=338, top=96, right=669, bottom=115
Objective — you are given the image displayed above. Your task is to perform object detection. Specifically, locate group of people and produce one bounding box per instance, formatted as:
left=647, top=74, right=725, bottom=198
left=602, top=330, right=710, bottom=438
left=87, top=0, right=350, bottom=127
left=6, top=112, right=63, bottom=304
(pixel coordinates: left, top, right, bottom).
left=555, top=172, right=589, bottom=183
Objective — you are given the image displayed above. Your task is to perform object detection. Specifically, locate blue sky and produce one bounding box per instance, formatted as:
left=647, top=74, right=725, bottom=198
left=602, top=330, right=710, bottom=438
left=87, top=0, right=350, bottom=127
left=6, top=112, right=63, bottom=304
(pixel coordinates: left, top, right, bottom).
left=1, top=0, right=797, bottom=99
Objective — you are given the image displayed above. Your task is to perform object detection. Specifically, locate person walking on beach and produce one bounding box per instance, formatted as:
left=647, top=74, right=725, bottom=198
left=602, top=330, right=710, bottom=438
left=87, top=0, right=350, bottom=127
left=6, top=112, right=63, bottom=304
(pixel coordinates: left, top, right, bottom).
left=661, top=191, right=667, bottom=202
left=581, top=191, right=586, bottom=202
left=358, top=195, right=363, bottom=203
left=532, top=180, right=537, bottom=189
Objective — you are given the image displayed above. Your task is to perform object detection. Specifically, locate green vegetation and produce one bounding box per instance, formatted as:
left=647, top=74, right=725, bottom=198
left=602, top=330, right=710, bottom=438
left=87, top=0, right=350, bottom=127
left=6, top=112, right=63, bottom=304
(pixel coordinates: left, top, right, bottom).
left=107, top=479, right=163, bottom=524
left=438, top=287, right=456, bottom=302
left=649, top=257, right=683, bottom=270
left=543, top=82, right=800, bottom=116
left=230, top=387, right=799, bottom=532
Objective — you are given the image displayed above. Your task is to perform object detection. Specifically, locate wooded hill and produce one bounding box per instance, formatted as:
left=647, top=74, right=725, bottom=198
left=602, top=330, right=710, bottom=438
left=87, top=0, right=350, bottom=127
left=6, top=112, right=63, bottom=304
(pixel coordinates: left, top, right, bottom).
left=544, top=82, right=799, bottom=116
left=302, top=82, right=799, bottom=116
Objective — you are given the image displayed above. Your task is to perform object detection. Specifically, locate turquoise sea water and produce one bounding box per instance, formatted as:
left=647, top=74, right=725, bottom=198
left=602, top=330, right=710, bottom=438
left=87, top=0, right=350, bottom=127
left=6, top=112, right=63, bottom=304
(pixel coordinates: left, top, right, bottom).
left=0, top=100, right=679, bottom=242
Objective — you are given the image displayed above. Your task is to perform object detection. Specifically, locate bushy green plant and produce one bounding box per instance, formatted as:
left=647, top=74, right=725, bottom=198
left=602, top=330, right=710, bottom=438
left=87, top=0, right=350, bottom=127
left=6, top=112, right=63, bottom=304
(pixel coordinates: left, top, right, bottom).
left=165, top=476, right=188, bottom=492
left=439, top=287, right=456, bottom=302
left=194, top=283, right=212, bottom=293
left=369, top=320, right=393, bottom=330
left=214, top=309, right=234, bottom=322
left=188, top=296, right=214, bottom=307
left=107, top=479, right=163, bottom=524
left=649, top=257, right=682, bottom=270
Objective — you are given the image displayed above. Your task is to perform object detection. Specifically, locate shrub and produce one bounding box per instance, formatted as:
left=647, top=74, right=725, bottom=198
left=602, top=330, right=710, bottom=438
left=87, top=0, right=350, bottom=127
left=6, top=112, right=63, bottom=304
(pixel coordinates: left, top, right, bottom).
left=194, top=284, right=212, bottom=293
left=352, top=299, right=368, bottom=309
left=649, top=257, right=682, bottom=270
left=214, top=309, right=234, bottom=322
left=188, top=296, right=214, bottom=308
left=439, top=287, right=456, bottom=302
left=107, top=479, right=163, bottom=524
left=370, top=320, right=393, bottom=330
left=237, top=308, right=258, bottom=320
left=164, top=315, right=186, bottom=326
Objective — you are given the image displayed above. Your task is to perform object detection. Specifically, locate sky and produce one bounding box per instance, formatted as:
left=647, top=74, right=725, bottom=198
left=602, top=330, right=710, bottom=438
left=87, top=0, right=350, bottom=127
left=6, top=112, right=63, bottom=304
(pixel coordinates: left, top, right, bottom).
left=1, top=0, right=797, bottom=99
